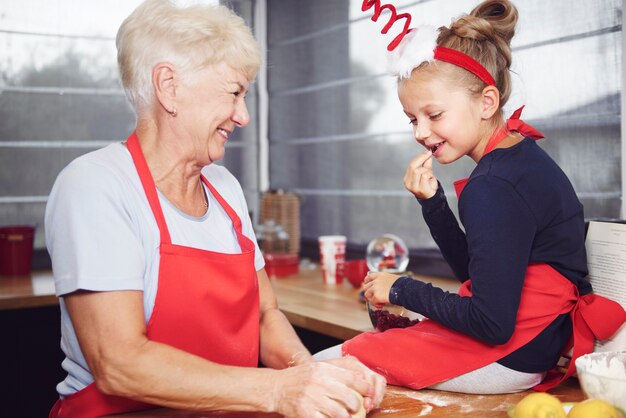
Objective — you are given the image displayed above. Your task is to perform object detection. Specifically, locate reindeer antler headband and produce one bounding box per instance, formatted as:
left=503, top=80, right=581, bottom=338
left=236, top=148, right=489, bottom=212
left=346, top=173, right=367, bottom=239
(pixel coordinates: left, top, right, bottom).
left=362, top=0, right=496, bottom=85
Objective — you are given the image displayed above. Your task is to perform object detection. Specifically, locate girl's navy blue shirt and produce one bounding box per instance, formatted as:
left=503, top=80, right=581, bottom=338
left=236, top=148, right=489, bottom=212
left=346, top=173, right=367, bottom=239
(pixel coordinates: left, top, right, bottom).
left=390, top=137, right=591, bottom=373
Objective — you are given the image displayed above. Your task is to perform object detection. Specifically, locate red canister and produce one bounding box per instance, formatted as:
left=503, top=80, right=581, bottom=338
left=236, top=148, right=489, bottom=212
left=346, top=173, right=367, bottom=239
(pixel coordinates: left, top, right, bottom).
left=264, top=253, right=299, bottom=278
left=0, top=225, right=35, bottom=276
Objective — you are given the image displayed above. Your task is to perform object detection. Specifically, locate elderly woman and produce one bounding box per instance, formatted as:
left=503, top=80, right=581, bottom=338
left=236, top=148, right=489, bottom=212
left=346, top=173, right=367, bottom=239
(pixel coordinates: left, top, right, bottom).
left=45, top=1, right=385, bottom=417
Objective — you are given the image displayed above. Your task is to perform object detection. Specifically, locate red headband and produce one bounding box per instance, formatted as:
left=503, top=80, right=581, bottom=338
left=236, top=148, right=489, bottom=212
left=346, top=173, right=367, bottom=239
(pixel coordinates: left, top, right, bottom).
left=434, top=46, right=496, bottom=86
left=363, top=0, right=496, bottom=85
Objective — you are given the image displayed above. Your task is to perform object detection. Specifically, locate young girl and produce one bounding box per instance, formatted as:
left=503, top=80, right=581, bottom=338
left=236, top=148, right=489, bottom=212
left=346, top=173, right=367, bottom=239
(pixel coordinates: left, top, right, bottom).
left=334, top=0, right=626, bottom=394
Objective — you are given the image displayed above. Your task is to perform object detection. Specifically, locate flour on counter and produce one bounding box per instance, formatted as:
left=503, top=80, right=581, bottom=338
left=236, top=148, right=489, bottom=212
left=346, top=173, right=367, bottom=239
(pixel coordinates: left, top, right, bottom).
left=386, top=388, right=467, bottom=408
left=417, top=404, right=433, bottom=416
left=385, top=388, right=520, bottom=414
left=378, top=408, right=401, bottom=414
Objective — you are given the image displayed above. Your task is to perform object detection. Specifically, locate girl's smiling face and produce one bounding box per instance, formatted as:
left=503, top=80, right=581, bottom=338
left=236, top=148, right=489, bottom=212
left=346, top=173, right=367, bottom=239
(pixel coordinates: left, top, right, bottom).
left=398, top=68, right=492, bottom=164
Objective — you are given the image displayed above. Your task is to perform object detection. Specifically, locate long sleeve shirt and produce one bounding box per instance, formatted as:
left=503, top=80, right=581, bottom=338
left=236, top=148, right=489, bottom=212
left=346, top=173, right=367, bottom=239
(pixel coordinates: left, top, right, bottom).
left=390, top=137, right=591, bottom=373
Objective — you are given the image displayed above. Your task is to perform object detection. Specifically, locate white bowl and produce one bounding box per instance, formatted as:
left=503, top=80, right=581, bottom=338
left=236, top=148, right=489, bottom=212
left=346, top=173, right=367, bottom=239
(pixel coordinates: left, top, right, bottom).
left=575, top=351, right=626, bottom=412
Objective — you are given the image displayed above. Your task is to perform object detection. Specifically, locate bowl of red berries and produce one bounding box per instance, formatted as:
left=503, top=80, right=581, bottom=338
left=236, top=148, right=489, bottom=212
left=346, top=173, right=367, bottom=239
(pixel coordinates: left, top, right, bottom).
left=367, top=302, right=420, bottom=332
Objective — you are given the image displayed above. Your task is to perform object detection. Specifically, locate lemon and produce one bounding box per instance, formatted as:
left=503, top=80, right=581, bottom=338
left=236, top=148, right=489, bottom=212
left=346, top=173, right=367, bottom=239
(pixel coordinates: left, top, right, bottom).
left=567, top=399, right=619, bottom=418
left=514, top=392, right=566, bottom=418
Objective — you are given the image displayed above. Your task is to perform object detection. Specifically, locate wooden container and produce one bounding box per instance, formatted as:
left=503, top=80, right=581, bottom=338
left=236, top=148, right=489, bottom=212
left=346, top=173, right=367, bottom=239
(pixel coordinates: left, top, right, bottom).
left=259, top=191, right=300, bottom=255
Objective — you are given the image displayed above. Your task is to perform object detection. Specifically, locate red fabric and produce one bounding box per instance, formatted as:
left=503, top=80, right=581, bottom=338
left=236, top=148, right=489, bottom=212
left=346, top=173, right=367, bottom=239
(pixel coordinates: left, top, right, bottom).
left=506, top=106, right=544, bottom=139
left=50, top=131, right=260, bottom=417
left=452, top=178, right=469, bottom=201
left=447, top=108, right=625, bottom=391
left=49, top=389, right=151, bottom=418
left=343, top=264, right=625, bottom=391
left=534, top=293, right=626, bottom=391
left=434, top=46, right=496, bottom=86
left=455, top=106, right=544, bottom=199
left=483, top=106, right=544, bottom=156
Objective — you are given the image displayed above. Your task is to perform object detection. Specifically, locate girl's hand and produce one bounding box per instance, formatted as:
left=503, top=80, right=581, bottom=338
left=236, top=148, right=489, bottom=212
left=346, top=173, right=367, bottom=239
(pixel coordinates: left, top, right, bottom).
left=362, top=272, right=401, bottom=309
left=404, top=150, right=438, bottom=199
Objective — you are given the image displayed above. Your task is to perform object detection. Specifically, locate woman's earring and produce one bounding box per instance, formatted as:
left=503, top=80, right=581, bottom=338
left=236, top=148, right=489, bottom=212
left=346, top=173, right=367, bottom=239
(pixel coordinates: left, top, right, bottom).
left=170, top=108, right=177, bottom=117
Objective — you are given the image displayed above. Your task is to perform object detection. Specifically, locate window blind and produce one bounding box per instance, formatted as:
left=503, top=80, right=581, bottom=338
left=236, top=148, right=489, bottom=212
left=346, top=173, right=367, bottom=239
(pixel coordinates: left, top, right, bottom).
left=266, top=0, right=622, bottom=250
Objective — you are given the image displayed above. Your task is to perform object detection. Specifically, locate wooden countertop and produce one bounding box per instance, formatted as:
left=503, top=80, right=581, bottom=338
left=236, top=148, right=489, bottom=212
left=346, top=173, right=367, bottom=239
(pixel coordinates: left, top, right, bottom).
left=269, top=264, right=460, bottom=340
left=108, top=378, right=584, bottom=417
left=0, top=270, right=57, bottom=310
left=6, top=265, right=585, bottom=416
left=109, top=266, right=584, bottom=417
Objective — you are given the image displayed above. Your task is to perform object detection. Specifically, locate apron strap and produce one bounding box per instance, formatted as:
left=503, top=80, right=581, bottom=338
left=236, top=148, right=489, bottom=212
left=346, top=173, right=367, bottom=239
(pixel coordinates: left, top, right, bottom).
left=483, top=105, right=544, bottom=155
left=453, top=178, right=469, bottom=199
left=201, top=176, right=255, bottom=253
left=126, top=131, right=254, bottom=252
left=455, top=106, right=545, bottom=199
left=126, top=131, right=172, bottom=245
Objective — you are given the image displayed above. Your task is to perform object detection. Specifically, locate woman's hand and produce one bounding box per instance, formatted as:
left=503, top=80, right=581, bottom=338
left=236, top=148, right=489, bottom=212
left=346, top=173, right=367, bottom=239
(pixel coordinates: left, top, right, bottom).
left=271, top=358, right=385, bottom=418
left=404, top=150, right=438, bottom=199
left=362, top=272, right=401, bottom=309
left=327, top=356, right=386, bottom=413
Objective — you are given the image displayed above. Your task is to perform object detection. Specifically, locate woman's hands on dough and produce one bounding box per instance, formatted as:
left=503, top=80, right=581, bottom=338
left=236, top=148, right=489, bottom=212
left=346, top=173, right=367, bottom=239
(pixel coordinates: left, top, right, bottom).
left=271, top=356, right=385, bottom=417
left=328, top=356, right=385, bottom=413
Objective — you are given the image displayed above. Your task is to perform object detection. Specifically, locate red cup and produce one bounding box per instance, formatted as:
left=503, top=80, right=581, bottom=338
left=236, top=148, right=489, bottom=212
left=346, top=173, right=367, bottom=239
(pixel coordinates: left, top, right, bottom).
left=0, top=225, right=35, bottom=276
left=344, top=259, right=369, bottom=288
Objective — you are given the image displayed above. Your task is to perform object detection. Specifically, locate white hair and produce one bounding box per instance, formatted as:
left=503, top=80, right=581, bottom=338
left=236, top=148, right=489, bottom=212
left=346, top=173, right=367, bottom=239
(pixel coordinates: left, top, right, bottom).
left=116, top=0, right=261, bottom=113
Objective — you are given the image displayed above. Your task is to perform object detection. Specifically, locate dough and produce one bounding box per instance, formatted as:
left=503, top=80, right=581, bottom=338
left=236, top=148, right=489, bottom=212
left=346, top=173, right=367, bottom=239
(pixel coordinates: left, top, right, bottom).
left=295, top=389, right=366, bottom=418
left=350, top=389, right=366, bottom=418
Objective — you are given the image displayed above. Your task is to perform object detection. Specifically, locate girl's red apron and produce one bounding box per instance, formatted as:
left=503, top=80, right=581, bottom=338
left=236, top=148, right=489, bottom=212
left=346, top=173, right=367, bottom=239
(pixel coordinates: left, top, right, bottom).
left=343, top=108, right=626, bottom=391
left=50, top=131, right=260, bottom=417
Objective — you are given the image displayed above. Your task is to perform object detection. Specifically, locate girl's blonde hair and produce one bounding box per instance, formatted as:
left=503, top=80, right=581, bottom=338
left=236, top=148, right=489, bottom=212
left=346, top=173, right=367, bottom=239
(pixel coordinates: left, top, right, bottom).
left=116, top=0, right=261, bottom=113
left=436, top=0, right=518, bottom=113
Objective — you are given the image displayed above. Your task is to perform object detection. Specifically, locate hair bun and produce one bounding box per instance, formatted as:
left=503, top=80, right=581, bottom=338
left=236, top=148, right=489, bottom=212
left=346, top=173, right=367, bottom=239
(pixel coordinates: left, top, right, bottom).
left=469, top=0, right=518, bottom=45
left=435, top=0, right=519, bottom=109
left=448, top=16, right=494, bottom=43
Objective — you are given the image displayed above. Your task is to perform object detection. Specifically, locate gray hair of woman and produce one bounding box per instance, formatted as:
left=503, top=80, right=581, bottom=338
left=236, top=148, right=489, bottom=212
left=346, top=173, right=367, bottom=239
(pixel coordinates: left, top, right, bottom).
left=116, top=0, right=262, bottom=114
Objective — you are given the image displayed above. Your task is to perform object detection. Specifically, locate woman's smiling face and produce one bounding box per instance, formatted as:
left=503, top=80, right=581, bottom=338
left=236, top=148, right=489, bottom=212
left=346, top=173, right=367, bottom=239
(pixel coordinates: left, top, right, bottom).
left=398, top=69, right=487, bottom=164
left=177, top=62, right=251, bottom=165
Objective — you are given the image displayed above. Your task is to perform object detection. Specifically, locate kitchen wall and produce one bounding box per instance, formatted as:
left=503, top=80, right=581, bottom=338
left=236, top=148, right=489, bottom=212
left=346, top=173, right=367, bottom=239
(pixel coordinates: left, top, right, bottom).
left=265, top=0, right=623, bottom=250
left=0, top=0, right=623, bottom=257
left=0, top=0, right=260, bottom=255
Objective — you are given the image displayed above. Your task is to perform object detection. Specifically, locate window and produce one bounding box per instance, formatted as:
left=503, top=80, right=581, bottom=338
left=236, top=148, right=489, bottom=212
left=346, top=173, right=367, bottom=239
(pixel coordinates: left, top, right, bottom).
left=0, top=0, right=260, bottom=257
left=265, top=0, right=623, bottom=256
left=0, top=1, right=139, bottom=252
left=1, top=0, right=622, bottom=265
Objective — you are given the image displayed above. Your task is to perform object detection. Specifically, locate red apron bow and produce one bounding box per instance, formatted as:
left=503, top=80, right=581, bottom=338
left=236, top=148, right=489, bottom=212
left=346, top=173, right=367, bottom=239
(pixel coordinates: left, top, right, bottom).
left=534, top=292, right=626, bottom=391
left=506, top=105, right=544, bottom=139
left=343, top=263, right=626, bottom=392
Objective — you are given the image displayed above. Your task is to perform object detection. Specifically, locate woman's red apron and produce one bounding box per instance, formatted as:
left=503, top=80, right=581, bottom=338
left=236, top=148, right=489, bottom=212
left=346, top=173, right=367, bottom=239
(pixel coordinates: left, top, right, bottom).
left=50, top=131, right=260, bottom=417
left=343, top=109, right=626, bottom=391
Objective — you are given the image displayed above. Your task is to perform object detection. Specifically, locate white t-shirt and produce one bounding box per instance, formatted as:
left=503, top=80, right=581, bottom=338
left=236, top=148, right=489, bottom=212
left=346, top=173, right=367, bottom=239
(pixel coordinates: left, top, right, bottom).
left=45, top=142, right=264, bottom=396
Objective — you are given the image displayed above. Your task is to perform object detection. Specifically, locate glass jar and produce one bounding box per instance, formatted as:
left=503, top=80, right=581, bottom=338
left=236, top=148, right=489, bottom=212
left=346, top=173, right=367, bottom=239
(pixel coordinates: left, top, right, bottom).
left=257, top=219, right=290, bottom=254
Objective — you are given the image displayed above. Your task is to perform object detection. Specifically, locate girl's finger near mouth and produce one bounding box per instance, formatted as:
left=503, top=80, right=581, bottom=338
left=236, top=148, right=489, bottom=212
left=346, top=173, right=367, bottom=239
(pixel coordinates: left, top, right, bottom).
left=423, top=153, right=433, bottom=169
left=419, top=150, right=433, bottom=167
